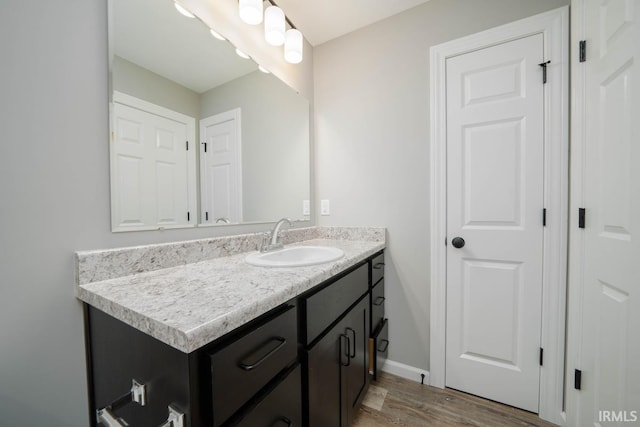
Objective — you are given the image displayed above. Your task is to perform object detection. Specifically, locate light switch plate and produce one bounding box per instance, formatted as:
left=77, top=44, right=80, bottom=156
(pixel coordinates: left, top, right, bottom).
left=302, top=200, right=310, bottom=215
left=321, top=199, right=330, bottom=216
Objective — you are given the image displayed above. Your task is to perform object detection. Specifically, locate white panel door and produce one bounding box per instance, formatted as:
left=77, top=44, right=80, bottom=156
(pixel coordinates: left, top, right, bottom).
left=572, top=1, right=640, bottom=425
left=111, top=102, right=191, bottom=230
left=445, top=34, right=545, bottom=412
left=200, top=110, right=242, bottom=224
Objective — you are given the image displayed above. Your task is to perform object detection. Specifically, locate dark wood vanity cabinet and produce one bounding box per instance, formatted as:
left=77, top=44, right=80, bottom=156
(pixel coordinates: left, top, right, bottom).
left=306, top=296, right=369, bottom=427
left=86, top=307, right=196, bottom=427
left=85, top=303, right=300, bottom=427
left=85, top=250, right=386, bottom=427
left=369, top=252, right=388, bottom=380
left=304, top=261, right=372, bottom=427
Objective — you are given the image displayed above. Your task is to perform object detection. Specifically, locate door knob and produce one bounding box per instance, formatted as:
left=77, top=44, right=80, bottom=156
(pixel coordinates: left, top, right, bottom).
left=451, top=237, right=465, bottom=248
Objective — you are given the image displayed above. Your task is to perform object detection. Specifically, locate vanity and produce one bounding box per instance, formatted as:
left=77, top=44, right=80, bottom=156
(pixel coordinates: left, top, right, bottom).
left=77, top=227, right=388, bottom=427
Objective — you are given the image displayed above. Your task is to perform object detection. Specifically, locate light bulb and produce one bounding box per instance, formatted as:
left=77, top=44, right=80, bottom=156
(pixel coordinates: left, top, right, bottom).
left=210, top=29, right=225, bottom=41
left=264, top=6, right=285, bottom=46
left=235, top=48, right=250, bottom=59
left=239, top=0, right=263, bottom=25
left=258, top=65, right=270, bottom=74
left=174, top=1, right=195, bottom=18
left=284, top=29, right=303, bottom=64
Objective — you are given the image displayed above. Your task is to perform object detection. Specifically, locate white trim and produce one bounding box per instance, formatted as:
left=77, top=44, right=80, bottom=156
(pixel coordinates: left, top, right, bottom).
left=110, top=91, right=197, bottom=232
left=381, top=359, right=429, bottom=385
left=565, top=1, right=586, bottom=425
left=198, top=108, right=243, bottom=225
left=429, top=7, right=569, bottom=425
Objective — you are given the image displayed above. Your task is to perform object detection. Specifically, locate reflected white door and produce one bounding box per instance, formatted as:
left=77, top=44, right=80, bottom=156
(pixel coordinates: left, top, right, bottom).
left=111, top=102, right=191, bottom=231
left=445, top=34, right=545, bottom=412
left=200, top=109, right=242, bottom=224
left=573, top=0, right=640, bottom=425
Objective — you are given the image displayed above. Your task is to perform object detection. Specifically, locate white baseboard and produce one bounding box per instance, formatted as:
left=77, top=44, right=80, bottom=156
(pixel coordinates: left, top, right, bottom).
left=381, top=359, right=430, bottom=385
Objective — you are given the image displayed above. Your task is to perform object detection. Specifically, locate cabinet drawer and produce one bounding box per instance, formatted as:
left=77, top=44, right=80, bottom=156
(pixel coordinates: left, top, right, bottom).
left=371, top=279, right=385, bottom=332
left=371, top=252, right=385, bottom=286
left=210, top=305, right=298, bottom=426
left=304, top=263, right=368, bottom=345
left=236, top=365, right=302, bottom=427
left=368, top=319, right=389, bottom=380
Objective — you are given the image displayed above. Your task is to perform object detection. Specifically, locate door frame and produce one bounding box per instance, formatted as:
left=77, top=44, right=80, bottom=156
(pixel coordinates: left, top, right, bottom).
left=199, top=108, right=243, bottom=225
left=429, top=7, right=569, bottom=424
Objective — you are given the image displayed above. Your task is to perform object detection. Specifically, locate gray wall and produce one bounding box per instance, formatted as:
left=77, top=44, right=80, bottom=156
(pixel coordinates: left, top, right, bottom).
left=201, top=71, right=310, bottom=222
left=112, top=55, right=200, bottom=119
left=314, top=0, right=569, bottom=372
left=0, top=0, right=312, bottom=425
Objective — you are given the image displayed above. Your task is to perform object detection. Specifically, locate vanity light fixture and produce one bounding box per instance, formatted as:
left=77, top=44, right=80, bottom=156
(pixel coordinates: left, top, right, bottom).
left=264, top=5, right=285, bottom=46
left=210, top=28, right=226, bottom=41
left=239, top=0, right=263, bottom=25
left=174, top=1, right=195, bottom=18
left=284, top=28, right=303, bottom=64
left=235, top=48, right=251, bottom=59
left=237, top=0, right=304, bottom=64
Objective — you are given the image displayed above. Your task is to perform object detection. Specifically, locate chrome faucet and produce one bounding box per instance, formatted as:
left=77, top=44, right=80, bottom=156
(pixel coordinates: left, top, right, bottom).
left=260, top=218, right=294, bottom=252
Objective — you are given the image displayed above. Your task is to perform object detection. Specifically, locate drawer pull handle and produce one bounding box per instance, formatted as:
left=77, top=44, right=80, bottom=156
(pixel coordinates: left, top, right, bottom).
left=239, top=336, right=287, bottom=371
left=339, top=334, right=351, bottom=367
left=270, top=416, right=292, bottom=426
left=373, top=296, right=385, bottom=306
left=373, top=262, right=385, bottom=270
left=345, top=327, right=356, bottom=358
left=378, top=339, right=389, bottom=353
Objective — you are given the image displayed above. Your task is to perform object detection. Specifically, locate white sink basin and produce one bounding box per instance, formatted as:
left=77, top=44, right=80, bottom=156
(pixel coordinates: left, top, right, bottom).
left=245, top=246, right=345, bottom=267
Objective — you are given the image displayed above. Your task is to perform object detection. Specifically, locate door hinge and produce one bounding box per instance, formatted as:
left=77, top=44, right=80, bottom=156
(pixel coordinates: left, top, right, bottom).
left=539, top=348, right=544, bottom=366
left=542, top=208, right=547, bottom=226
left=578, top=208, right=586, bottom=229
left=202, top=142, right=207, bottom=152
left=574, top=369, right=582, bottom=390
left=579, top=40, right=587, bottom=62
left=186, top=140, right=189, bottom=151
left=538, top=60, right=551, bottom=84
left=205, top=212, right=209, bottom=221
left=187, top=211, right=190, bottom=222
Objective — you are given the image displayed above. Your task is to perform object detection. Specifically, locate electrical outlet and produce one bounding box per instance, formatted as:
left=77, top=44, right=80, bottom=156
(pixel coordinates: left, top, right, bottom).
left=302, top=200, right=310, bottom=215
left=321, top=199, right=330, bottom=216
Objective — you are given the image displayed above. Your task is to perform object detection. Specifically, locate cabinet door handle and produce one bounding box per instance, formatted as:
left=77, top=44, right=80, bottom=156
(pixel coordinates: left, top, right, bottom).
left=378, top=339, right=389, bottom=353
left=339, top=334, right=351, bottom=367
left=238, top=336, right=286, bottom=371
left=345, top=327, right=356, bottom=358
left=270, top=416, right=292, bottom=426
left=373, top=296, right=385, bottom=306
left=373, top=262, right=385, bottom=270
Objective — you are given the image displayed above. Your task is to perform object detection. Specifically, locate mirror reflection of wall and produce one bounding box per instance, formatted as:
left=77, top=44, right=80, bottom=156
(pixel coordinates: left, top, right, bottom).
left=108, top=0, right=310, bottom=232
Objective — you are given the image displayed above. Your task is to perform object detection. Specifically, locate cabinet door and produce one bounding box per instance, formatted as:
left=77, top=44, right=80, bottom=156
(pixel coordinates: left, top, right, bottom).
left=307, top=296, right=369, bottom=427
left=307, top=316, right=346, bottom=427
left=342, top=297, right=369, bottom=427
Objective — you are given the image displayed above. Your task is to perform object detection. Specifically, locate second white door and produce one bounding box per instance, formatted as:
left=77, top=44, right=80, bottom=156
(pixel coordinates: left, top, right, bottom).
left=445, top=33, right=545, bottom=412
left=200, top=109, right=243, bottom=224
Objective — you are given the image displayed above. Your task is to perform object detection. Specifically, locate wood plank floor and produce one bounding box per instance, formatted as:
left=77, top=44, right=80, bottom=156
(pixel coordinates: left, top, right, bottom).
left=353, top=372, right=558, bottom=427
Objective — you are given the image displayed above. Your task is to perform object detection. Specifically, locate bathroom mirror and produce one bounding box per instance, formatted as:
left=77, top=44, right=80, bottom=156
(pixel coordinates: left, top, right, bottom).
left=108, top=0, right=310, bottom=232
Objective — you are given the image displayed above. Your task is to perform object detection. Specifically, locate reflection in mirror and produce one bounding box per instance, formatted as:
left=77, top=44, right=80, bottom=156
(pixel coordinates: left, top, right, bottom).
left=108, top=0, right=310, bottom=232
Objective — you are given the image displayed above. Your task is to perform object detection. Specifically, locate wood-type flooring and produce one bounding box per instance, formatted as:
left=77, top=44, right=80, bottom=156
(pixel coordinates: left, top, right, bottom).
left=353, top=372, right=558, bottom=427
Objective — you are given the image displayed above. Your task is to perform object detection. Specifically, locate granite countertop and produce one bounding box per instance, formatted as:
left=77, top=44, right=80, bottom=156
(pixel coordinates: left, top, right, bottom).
left=75, top=227, right=385, bottom=353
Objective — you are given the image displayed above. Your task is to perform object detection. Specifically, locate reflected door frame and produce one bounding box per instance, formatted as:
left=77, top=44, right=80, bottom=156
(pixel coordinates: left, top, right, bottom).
left=429, top=7, right=569, bottom=425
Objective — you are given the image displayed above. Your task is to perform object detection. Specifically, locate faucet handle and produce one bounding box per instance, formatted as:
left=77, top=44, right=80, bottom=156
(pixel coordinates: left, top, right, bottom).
left=260, top=231, right=272, bottom=252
